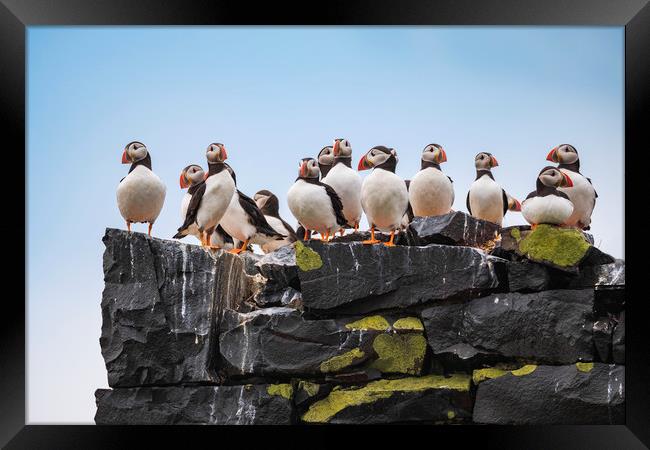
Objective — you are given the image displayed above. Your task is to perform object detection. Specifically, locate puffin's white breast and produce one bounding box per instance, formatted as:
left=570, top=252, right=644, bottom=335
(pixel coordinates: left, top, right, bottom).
left=409, top=167, right=454, bottom=217
left=468, top=175, right=505, bottom=225
left=220, top=193, right=258, bottom=243
left=116, top=165, right=166, bottom=223
left=361, top=169, right=409, bottom=232
left=322, top=163, right=363, bottom=226
left=557, top=169, right=596, bottom=228
left=260, top=215, right=294, bottom=253
left=287, top=180, right=339, bottom=235
left=522, top=194, right=574, bottom=226
left=196, top=171, right=236, bottom=232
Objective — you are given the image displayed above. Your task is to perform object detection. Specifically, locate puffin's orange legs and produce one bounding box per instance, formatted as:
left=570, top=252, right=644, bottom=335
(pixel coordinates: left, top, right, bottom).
left=531, top=224, right=538, bottom=231
left=148, top=223, right=153, bottom=236
left=303, top=228, right=310, bottom=241
left=384, top=230, right=396, bottom=247
left=362, top=226, right=380, bottom=245
left=228, top=239, right=249, bottom=254
left=127, top=222, right=131, bottom=232
left=339, top=228, right=345, bottom=237
left=321, top=231, right=330, bottom=242
left=354, top=222, right=359, bottom=232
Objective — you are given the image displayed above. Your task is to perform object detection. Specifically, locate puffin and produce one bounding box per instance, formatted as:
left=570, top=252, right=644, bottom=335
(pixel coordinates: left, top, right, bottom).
left=116, top=141, right=166, bottom=236
left=466, top=152, right=520, bottom=226
left=400, top=180, right=414, bottom=229
left=546, top=144, right=598, bottom=230
left=522, top=166, right=574, bottom=227
left=253, top=189, right=298, bottom=253
left=357, top=146, right=409, bottom=246
left=321, top=138, right=362, bottom=234
left=175, top=143, right=236, bottom=248
left=173, top=164, right=235, bottom=250
left=287, top=157, right=348, bottom=241
left=218, top=178, right=285, bottom=255
left=317, top=145, right=335, bottom=178
left=409, top=144, right=454, bottom=217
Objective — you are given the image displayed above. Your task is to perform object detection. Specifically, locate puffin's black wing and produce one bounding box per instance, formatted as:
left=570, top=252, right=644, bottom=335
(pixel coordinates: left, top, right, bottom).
left=586, top=177, right=599, bottom=198
left=466, top=192, right=472, bottom=216
left=175, top=182, right=206, bottom=236
left=404, top=180, right=414, bottom=221
left=237, top=191, right=285, bottom=238
left=278, top=217, right=298, bottom=241
left=214, top=224, right=234, bottom=244
left=447, top=176, right=453, bottom=183
left=525, top=190, right=538, bottom=201
left=501, top=189, right=509, bottom=216
left=319, top=181, right=348, bottom=227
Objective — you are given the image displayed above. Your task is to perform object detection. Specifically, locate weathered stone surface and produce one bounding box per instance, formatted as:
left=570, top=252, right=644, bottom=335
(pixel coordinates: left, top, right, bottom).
left=255, top=244, right=298, bottom=289
left=219, top=308, right=426, bottom=378
left=94, top=383, right=294, bottom=425
left=254, top=286, right=302, bottom=309
left=406, top=211, right=501, bottom=247
left=473, top=363, right=624, bottom=424
left=298, top=241, right=499, bottom=314
left=300, top=374, right=473, bottom=424
left=422, top=289, right=595, bottom=365
left=100, top=229, right=254, bottom=387
left=593, top=318, right=614, bottom=363
left=613, top=311, right=625, bottom=364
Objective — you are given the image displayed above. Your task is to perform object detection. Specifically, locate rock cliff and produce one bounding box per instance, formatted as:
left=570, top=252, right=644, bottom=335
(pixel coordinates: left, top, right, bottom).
left=95, top=212, right=624, bottom=425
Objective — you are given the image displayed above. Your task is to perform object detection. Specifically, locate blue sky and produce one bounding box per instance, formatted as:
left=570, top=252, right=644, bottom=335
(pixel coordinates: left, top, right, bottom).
left=27, top=26, right=624, bottom=423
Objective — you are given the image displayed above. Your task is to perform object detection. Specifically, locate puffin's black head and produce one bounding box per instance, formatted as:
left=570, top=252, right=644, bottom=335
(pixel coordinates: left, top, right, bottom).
left=537, top=166, right=573, bottom=189
left=254, top=189, right=279, bottom=215
left=298, top=157, right=320, bottom=179
left=333, top=138, right=352, bottom=159
left=421, top=143, right=447, bottom=165
left=206, top=142, right=228, bottom=164
left=179, top=164, right=204, bottom=189
left=358, top=146, right=397, bottom=171
left=122, top=141, right=148, bottom=164
left=546, top=144, right=579, bottom=165
left=474, top=151, right=498, bottom=170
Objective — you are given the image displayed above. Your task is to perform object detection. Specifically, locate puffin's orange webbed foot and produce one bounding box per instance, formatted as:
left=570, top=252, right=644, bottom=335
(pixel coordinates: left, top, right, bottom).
left=148, top=223, right=153, bottom=236
left=228, top=240, right=249, bottom=255
left=362, top=227, right=380, bottom=245
left=127, top=222, right=132, bottom=232
left=383, top=231, right=397, bottom=247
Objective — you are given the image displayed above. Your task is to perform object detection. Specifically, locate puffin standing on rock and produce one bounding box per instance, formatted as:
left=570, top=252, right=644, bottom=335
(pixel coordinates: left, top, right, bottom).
left=287, top=158, right=348, bottom=241
left=522, top=166, right=574, bottom=227
left=467, top=152, right=521, bottom=226
left=175, top=143, right=236, bottom=248
left=117, top=141, right=166, bottom=236
left=254, top=190, right=298, bottom=253
left=322, top=138, right=362, bottom=234
left=546, top=144, right=597, bottom=230
left=409, top=144, right=454, bottom=217
left=358, top=146, right=409, bottom=246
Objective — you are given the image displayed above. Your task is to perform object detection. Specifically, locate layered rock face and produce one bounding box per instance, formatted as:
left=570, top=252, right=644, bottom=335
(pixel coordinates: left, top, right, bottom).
left=95, top=213, right=625, bottom=425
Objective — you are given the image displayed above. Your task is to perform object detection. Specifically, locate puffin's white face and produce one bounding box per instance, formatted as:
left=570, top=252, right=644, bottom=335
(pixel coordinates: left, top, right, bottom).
left=474, top=152, right=498, bottom=170
left=358, top=147, right=396, bottom=170
left=333, top=138, right=352, bottom=158
left=547, top=144, right=579, bottom=165
left=206, top=143, right=228, bottom=163
left=318, top=146, right=334, bottom=166
left=421, top=144, right=447, bottom=164
left=180, top=164, right=205, bottom=188
left=299, top=158, right=320, bottom=179
left=122, top=141, right=148, bottom=163
left=253, top=191, right=271, bottom=209
left=539, top=167, right=573, bottom=188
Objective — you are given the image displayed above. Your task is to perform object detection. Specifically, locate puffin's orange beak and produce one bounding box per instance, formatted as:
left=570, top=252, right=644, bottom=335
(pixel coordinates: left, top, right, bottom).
left=512, top=199, right=521, bottom=211
left=203, top=172, right=209, bottom=181
left=333, top=140, right=340, bottom=157
left=121, top=150, right=130, bottom=164
left=562, top=172, right=573, bottom=188
left=358, top=154, right=371, bottom=171
left=221, top=146, right=228, bottom=161
left=490, top=155, right=499, bottom=167
left=299, top=161, right=308, bottom=178
left=437, top=148, right=447, bottom=163
left=546, top=147, right=559, bottom=162
left=179, top=173, right=189, bottom=189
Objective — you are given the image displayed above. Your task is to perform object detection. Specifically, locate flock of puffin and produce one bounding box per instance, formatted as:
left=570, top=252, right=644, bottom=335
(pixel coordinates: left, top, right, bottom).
left=116, top=140, right=597, bottom=254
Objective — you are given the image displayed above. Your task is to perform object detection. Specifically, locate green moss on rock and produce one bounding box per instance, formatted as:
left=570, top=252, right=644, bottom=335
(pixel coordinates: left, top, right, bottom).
left=517, top=224, right=590, bottom=267
left=510, top=227, right=521, bottom=241
left=576, top=362, right=594, bottom=372
left=392, top=317, right=424, bottom=331
left=320, top=348, right=365, bottom=373
left=267, top=384, right=294, bottom=400
left=295, top=241, right=323, bottom=271
left=301, top=374, right=471, bottom=423
left=345, top=315, right=390, bottom=331
left=368, top=334, right=426, bottom=375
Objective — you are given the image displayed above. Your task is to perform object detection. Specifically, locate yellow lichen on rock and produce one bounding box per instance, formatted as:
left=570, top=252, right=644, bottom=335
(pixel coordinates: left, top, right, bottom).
left=298, top=380, right=320, bottom=398
left=472, top=367, right=509, bottom=384
left=320, top=348, right=365, bottom=373
left=576, top=362, right=594, bottom=372
left=392, top=317, right=424, bottom=331
left=517, top=224, right=590, bottom=267
left=368, top=334, right=426, bottom=375
left=511, top=364, right=537, bottom=376
left=345, top=315, right=390, bottom=331
left=266, top=384, right=294, bottom=400
left=301, top=374, right=471, bottom=423
left=294, top=241, right=323, bottom=271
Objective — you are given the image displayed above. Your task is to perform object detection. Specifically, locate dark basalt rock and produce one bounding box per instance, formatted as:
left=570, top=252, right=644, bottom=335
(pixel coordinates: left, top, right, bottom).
left=253, top=286, right=302, bottom=309
left=219, top=308, right=427, bottom=378
left=406, top=211, right=501, bottom=247
left=255, top=245, right=298, bottom=289
left=298, top=241, right=499, bottom=314
left=593, top=318, right=615, bottom=363
left=299, top=374, right=473, bottom=424
left=94, top=383, right=294, bottom=425
left=421, top=289, right=595, bottom=365
left=612, top=311, right=625, bottom=364
left=100, top=229, right=254, bottom=387
left=472, top=363, right=624, bottom=424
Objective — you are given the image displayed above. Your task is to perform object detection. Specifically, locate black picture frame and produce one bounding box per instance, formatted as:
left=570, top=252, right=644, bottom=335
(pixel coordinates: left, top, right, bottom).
left=2, top=0, right=646, bottom=448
